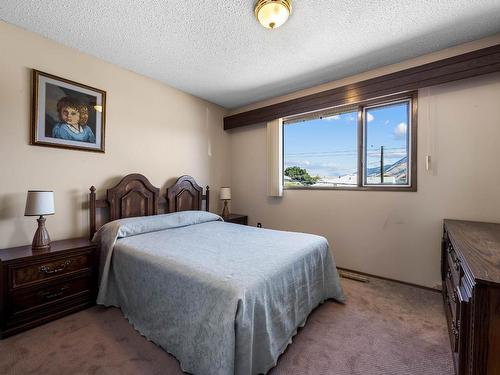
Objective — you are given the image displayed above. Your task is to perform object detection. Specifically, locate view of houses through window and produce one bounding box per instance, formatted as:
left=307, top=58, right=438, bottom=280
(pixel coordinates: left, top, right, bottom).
left=283, top=97, right=412, bottom=189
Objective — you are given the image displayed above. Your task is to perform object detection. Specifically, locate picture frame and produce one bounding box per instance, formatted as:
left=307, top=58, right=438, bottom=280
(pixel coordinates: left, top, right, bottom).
left=31, top=69, right=106, bottom=153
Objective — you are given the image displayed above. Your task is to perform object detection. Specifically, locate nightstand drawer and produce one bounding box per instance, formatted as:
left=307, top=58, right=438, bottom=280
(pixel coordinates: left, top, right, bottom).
left=10, top=251, right=92, bottom=289
left=1, top=238, right=97, bottom=338
left=230, top=217, right=247, bottom=225
left=225, top=214, right=248, bottom=225
left=9, top=276, right=92, bottom=317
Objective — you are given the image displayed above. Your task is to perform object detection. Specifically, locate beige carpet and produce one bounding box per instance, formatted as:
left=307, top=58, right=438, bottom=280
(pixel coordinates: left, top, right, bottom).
left=0, top=277, right=454, bottom=375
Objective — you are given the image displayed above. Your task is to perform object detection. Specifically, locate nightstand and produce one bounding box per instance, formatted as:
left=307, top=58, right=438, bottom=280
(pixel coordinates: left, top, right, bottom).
left=224, top=214, right=248, bottom=225
left=0, top=238, right=98, bottom=338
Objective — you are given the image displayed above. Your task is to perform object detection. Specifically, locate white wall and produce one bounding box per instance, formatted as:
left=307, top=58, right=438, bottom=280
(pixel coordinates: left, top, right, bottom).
left=229, top=73, right=500, bottom=288
left=0, top=21, right=230, bottom=248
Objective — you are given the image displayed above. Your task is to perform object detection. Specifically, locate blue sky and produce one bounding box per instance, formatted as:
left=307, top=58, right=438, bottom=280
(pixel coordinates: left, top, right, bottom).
left=284, top=101, right=409, bottom=177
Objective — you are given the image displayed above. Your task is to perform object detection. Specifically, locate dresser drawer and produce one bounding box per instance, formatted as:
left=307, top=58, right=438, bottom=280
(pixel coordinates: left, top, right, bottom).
left=10, top=252, right=92, bottom=289
left=9, top=276, right=92, bottom=318
left=443, top=287, right=460, bottom=353
left=446, top=241, right=461, bottom=287
left=445, top=276, right=459, bottom=322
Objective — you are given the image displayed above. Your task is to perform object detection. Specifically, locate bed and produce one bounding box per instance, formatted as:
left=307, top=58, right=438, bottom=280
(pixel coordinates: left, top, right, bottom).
left=89, top=174, right=344, bottom=375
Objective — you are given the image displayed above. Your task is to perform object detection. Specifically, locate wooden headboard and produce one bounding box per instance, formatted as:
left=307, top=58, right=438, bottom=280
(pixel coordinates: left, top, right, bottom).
left=89, top=174, right=209, bottom=239
left=166, top=175, right=209, bottom=213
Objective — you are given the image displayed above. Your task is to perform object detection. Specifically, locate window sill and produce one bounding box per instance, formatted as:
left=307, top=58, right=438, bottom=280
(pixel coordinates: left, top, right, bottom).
left=284, top=185, right=417, bottom=192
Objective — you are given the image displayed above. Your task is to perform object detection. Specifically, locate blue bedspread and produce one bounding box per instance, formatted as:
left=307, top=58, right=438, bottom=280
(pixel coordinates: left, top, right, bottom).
left=94, top=211, right=344, bottom=375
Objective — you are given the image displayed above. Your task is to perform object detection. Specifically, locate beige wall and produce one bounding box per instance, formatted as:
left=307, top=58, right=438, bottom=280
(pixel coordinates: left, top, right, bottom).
left=2, top=19, right=500, bottom=289
left=229, top=34, right=500, bottom=115
left=0, top=21, right=230, bottom=248
left=229, top=58, right=500, bottom=288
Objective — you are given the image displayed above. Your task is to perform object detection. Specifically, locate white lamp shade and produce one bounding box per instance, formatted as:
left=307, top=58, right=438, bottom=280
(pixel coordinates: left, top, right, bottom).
left=25, top=191, right=55, bottom=216
left=220, top=187, right=231, bottom=200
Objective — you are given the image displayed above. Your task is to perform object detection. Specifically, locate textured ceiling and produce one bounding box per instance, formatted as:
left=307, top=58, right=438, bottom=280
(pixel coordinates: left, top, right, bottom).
left=1, top=1, right=500, bottom=109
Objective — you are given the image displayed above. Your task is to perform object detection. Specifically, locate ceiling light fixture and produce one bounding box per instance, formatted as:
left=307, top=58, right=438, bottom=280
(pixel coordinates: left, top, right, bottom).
left=255, top=0, right=292, bottom=30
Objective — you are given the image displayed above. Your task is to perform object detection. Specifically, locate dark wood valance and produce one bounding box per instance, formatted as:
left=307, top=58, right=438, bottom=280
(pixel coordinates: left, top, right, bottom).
left=224, top=43, right=500, bottom=130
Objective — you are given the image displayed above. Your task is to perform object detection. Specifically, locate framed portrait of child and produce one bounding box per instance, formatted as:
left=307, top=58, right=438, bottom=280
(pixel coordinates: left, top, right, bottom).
left=31, top=69, right=106, bottom=152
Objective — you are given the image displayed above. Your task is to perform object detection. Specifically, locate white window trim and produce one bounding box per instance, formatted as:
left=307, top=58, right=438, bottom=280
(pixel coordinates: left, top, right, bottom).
left=267, top=119, right=283, bottom=197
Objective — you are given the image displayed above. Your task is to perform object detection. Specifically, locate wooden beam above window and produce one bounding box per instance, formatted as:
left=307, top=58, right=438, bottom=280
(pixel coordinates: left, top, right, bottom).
left=224, top=43, right=500, bottom=130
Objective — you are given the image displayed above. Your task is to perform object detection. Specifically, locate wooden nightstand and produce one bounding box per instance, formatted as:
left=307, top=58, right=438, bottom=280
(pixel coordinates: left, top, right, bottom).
left=224, top=214, right=248, bottom=225
left=0, top=238, right=98, bottom=338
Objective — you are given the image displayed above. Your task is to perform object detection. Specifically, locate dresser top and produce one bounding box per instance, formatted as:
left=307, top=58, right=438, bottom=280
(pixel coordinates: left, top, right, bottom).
left=444, top=219, right=500, bottom=285
left=0, top=238, right=95, bottom=262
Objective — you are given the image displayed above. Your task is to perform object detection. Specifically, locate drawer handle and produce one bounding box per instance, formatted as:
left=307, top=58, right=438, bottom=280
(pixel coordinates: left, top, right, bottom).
left=39, top=260, right=72, bottom=275
left=447, top=242, right=454, bottom=254
left=38, top=285, right=69, bottom=300
left=454, top=258, right=460, bottom=272
left=448, top=244, right=460, bottom=271
left=451, top=320, right=459, bottom=337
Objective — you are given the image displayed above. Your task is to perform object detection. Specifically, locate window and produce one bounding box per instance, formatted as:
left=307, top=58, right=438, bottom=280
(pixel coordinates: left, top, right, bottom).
left=364, top=100, right=412, bottom=186
left=284, top=108, right=359, bottom=188
left=283, top=93, right=416, bottom=190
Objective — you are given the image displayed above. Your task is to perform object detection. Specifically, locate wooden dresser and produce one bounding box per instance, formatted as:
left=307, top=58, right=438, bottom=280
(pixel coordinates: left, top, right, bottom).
left=0, top=238, right=98, bottom=338
left=442, top=220, right=500, bottom=375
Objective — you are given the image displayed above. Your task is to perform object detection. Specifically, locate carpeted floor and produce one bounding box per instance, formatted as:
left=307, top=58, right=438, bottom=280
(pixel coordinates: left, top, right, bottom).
left=0, top=276, right=454, bottom=375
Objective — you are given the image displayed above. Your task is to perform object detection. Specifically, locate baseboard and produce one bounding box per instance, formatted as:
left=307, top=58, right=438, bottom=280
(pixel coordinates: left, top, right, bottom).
left=337, top=267, right=441, bottom=293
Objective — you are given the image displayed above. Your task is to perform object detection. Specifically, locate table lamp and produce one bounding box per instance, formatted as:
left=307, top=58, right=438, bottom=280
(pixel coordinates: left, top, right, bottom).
left=25, top=190, right=55, bottom=251
left=220, top=187, right=231, bottom=219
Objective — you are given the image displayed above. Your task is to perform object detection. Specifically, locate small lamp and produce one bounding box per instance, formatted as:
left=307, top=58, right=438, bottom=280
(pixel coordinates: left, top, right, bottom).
left=25, top=190, right=55, bottom=251
left=220, top=187, right=231, bottom=219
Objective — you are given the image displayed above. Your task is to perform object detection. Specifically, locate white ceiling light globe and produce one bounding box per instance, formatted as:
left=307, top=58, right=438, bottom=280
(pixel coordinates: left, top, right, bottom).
left=255, top=0, right=292, bottom=29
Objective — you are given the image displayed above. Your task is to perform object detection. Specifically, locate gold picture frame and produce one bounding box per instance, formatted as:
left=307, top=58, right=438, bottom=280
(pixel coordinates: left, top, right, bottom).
left=31, top=69, right=106, bottom=153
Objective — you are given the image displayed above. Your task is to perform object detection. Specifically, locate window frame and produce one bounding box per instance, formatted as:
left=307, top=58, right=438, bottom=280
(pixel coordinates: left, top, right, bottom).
left=282, top=91, right=417, bottom=192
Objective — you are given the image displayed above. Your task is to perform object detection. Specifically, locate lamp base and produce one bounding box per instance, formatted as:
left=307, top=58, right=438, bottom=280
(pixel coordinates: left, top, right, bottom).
left=221, top=200, right=230, bottom=219
left=32, top=216, right=51, bottom=251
